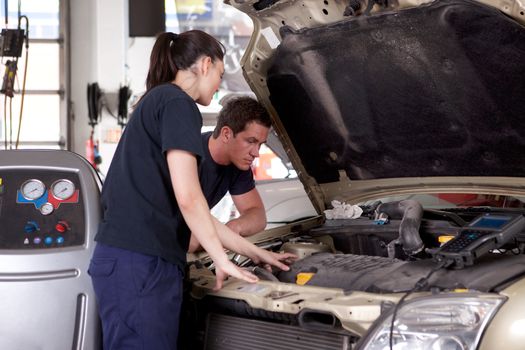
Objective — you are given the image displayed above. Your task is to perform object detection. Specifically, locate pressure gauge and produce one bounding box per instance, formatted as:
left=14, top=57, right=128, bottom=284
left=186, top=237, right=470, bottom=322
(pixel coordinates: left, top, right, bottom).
left=51, top=179, right=76, bottom=200
left=20, top=179, right=46, bottom=200
left=40, top=202, right=54, bottom=215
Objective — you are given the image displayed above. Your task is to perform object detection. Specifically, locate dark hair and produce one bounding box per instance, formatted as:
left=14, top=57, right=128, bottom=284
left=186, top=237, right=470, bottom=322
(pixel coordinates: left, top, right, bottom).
left=145, top=30, right=225, bottom=92
left=213, top=96, right=272, bottom=138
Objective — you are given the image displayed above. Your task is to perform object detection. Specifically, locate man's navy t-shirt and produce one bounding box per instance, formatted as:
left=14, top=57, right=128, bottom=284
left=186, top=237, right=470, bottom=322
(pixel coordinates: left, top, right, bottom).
left=95, top=83, right=204, bottom=270
left=199, top=132, right=255, bottom=209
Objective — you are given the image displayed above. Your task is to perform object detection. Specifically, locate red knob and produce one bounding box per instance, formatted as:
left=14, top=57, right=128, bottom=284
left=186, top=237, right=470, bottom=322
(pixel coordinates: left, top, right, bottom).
left=55, top=221, right=69, bottom=233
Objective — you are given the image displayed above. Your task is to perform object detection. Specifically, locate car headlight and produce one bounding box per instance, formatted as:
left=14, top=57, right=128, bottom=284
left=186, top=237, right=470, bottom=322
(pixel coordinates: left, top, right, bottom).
left=358, top=294, right=506, bottom=350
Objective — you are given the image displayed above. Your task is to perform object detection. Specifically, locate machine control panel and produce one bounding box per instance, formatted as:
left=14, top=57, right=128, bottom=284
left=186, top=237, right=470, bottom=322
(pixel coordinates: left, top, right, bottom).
left=432, top=213, right=525, bottom=268
left=0, top=169, right=86, bottom=249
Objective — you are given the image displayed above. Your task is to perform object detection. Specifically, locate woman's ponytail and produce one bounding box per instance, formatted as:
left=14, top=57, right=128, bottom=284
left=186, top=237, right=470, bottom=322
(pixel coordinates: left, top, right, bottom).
left=145, top=32, right=179, bottom=91
left=142, top=30, right=225, bottom=97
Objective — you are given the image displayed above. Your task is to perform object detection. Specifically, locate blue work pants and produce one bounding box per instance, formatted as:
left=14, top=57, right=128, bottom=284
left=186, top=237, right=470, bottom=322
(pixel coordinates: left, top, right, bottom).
left=88, top=243, right=183, bottom=350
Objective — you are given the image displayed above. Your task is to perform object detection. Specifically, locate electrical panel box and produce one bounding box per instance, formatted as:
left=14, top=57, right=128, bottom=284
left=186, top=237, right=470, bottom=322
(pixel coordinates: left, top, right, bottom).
left=0, top=29, right=25, bottom=57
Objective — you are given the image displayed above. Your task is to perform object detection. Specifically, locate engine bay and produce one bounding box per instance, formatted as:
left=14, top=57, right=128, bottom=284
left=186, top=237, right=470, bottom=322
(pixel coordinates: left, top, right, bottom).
left=228, top=200, right=525, bottom=294
left=183, top=199, right=525, bottom=349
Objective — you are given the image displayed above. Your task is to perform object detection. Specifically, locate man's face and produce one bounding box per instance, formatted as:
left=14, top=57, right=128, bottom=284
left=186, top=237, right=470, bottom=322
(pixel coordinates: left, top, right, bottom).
left=227, top=122, right=269, bottom=171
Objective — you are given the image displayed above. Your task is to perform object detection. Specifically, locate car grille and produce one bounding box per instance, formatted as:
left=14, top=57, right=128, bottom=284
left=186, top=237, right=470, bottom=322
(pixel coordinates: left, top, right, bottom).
left=204, top=313, right=351, bottom=350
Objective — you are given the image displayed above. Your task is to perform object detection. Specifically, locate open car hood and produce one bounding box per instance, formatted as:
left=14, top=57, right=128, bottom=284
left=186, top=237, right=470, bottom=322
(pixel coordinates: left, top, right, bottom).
left=227, top=0, right=525, bottom=212
left=184, top=4, right=525, bottom=348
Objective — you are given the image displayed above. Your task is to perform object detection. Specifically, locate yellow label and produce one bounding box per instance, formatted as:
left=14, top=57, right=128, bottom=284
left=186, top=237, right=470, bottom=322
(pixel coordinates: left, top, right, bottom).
left=296, top=272, right=315, bottom=285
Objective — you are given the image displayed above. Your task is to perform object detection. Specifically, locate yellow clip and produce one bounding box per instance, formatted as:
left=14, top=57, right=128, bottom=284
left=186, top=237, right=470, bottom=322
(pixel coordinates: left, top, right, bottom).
left=296, top=272, right=315, bottom=285
left=454, top=289, right=469, bottom=293
left=0, top=177, right=2, bottom=185
left=438, top=235, right=455, bottom=244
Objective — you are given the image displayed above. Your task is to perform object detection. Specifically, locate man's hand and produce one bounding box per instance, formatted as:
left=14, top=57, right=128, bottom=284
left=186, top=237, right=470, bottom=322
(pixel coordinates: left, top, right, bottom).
left=211, top=216, right=298, bottom=272
left=251, top=249, right=297, bottom=272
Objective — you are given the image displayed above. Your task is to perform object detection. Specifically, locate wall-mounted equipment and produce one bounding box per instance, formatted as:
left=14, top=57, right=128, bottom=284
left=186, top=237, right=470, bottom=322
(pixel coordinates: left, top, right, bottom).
left=1, top=1, right=30, bottom=150
left=0, top=28, right=24, bottom=57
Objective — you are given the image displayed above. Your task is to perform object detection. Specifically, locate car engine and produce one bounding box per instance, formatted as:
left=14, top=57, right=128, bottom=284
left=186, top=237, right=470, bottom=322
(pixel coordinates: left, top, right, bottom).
left=181, top=200, right=525, bottom=350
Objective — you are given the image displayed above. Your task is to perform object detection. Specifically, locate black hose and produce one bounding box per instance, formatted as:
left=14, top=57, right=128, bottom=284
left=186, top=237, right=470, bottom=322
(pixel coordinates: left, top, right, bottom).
left=376, top=200, right=425, bottom=255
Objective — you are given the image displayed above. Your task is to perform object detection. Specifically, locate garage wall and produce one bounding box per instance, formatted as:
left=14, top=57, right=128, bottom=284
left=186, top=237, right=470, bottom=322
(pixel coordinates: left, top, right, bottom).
left=70, top=0, right=154, bottom=175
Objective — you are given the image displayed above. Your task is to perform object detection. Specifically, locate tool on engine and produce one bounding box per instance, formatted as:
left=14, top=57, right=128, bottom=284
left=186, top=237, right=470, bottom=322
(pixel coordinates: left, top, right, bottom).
left=386, top=212, right=522, bottom=348
left=430, top=213, right=525, bottom=269
left=386, top=211, right=525, bottom=349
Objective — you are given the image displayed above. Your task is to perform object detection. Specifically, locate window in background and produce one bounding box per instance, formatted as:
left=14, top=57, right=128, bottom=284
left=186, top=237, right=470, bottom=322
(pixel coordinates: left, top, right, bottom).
left=166, top=1, right=254, bottom=100
left=253, top=144, right=291, bottom=180
left=0, top=0, right=65, bottom=150
left=168, top=1, right=294, bottom=182
left=166, top=1, right=304, bottom=225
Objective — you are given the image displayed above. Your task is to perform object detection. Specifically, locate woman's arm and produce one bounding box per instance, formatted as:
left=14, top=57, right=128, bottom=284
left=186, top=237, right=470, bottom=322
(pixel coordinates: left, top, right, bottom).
left=211, top=216, right=296, bottom=270
left=167, top=149, right=258, bottom=290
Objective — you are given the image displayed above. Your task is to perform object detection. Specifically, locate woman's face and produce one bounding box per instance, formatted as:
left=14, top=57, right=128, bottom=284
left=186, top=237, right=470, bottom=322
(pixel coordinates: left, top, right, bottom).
left=197, top=59, right=224, bottom=106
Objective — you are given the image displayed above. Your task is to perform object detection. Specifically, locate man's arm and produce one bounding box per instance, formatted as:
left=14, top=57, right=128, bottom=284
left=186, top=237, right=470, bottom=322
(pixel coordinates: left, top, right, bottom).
left=229, top=188, right=267, bottom=236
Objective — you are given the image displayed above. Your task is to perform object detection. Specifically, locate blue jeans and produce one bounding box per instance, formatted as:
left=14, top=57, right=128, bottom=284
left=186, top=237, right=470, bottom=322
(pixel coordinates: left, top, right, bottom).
left=88, top=243, right=183, bottom=350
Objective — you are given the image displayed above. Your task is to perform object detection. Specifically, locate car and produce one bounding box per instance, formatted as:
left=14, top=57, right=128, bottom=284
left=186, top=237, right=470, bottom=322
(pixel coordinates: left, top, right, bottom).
left=211, top=177, right=317, bottom=229
left=181, top=0, right=525, bottom=349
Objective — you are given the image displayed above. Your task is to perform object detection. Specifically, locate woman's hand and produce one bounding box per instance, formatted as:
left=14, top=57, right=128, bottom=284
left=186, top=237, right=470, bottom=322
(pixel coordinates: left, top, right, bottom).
left=211, top=248, right=297, bottom=291
left=213, top=258, right=258, bottom=291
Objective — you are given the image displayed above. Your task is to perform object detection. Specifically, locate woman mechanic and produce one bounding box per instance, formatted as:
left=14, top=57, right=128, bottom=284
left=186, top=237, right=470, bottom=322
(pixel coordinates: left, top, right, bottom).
left=88, top=30, right=294, bottom=349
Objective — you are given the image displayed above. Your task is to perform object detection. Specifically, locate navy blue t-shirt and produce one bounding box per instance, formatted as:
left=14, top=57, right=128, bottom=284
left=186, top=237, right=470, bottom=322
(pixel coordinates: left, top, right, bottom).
left=199, top=132, right=255, bottom=209
left=95, top=83, right=204, bottom=269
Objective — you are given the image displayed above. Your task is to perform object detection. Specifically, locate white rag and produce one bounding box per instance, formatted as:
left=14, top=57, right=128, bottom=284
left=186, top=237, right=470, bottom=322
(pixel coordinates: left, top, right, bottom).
left=324, top=200, right=363, bottom=219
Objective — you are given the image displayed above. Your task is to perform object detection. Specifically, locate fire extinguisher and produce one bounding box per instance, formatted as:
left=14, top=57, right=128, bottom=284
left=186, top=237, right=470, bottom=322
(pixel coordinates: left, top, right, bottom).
left=86, top=133, right=95, bottom=167
left=86, top=82, right=101, bottom=168
left=85, top=132, right=102, bottom=169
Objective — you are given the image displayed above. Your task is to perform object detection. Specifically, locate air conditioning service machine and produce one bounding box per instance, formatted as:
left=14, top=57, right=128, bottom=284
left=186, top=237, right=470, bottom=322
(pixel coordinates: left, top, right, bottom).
left=0, top=150, right=101, bottom=349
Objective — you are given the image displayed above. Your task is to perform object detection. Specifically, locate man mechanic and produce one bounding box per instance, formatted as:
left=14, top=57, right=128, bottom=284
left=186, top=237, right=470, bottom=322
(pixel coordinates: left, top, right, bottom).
left=188, top=95, right=271, bottom=253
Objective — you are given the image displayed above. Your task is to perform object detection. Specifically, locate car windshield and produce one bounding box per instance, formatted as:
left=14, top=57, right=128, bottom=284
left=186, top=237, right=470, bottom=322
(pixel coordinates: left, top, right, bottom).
left=361, top=193, right=525, bottom=209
